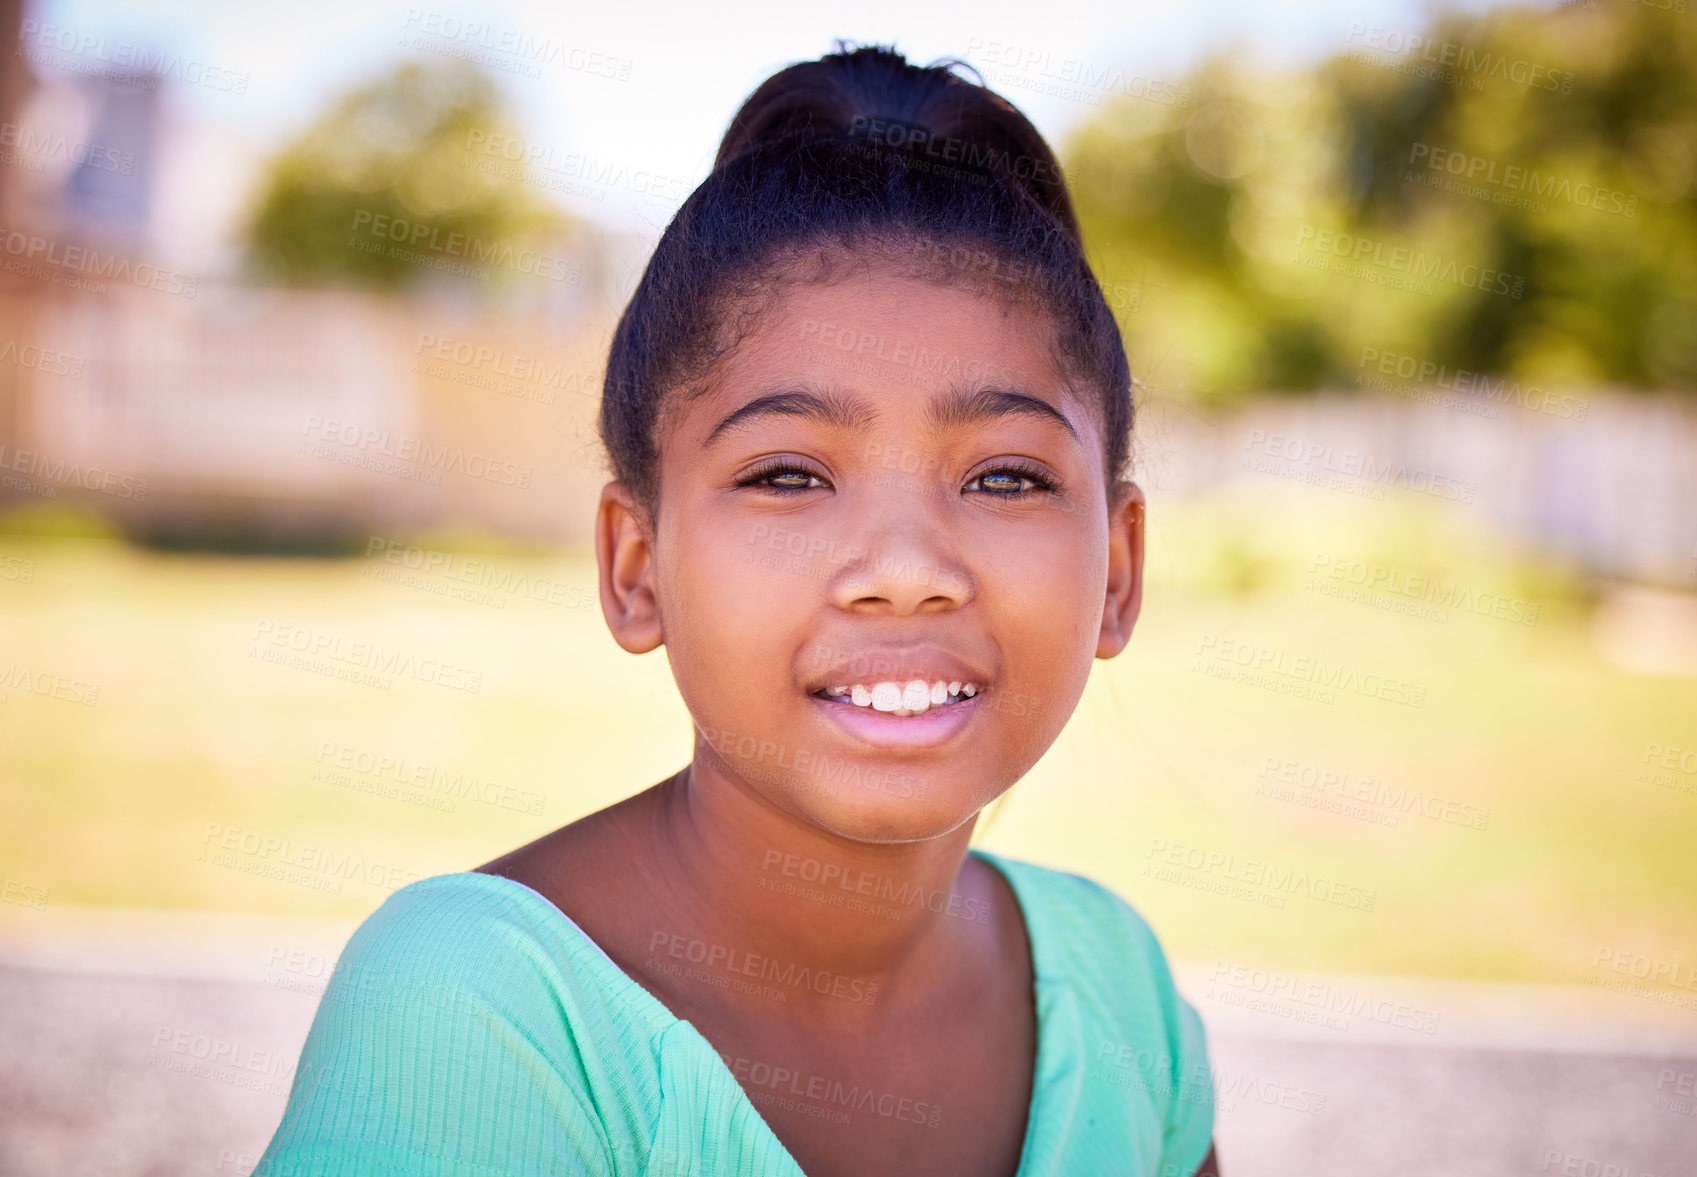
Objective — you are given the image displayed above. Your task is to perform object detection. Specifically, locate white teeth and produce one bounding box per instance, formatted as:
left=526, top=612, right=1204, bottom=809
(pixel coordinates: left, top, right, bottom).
left=825, top=679, right=983, bottom=712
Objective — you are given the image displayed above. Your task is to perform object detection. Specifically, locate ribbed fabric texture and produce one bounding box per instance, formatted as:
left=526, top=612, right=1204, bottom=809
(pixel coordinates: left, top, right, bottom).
left=255, top=848, right=1214, bottom=1177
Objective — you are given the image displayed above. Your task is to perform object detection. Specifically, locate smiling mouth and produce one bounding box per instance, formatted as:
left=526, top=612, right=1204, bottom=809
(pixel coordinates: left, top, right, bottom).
left=810, top=679, right=980, bottom=717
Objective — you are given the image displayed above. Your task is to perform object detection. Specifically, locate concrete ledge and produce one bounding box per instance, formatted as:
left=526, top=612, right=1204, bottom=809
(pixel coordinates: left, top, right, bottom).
left=4, top=904, right=1693, bottom=1058
left=1174, top=963, right=1697, bottom=1057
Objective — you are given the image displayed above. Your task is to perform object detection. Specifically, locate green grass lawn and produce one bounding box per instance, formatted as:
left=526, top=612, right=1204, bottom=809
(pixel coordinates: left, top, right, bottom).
left=2, top=484, right=1693, bottom=986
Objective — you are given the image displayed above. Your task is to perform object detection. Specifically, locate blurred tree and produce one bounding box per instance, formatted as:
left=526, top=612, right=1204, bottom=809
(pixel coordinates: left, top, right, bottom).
left=243, top=59, right=566, bottom=290
left=1064, top=2, right=1697, bottom=405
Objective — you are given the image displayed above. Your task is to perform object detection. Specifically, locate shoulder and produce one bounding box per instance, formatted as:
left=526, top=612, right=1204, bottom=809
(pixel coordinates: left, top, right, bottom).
left=259, top=872, right=671, bottom=1175
left=321, top=870, right=677, bottom=1057
left=332, top=872, right=599, bottom=988
left=974, top=849, right=1171, bottom=982
left=974, top=850, right=1215, bottom=1161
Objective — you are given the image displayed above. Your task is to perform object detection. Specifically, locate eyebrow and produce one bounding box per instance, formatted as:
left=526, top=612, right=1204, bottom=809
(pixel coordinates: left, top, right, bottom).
left=923, top=384, right=1079, bottom=442
left=703, top=382, right=1078, bottom=447
left=703, top=387, right=875, bottom=447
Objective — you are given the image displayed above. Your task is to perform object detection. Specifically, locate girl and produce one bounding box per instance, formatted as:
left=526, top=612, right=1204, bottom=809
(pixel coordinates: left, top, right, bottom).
left=258, top=43, right=1219, bottom=1177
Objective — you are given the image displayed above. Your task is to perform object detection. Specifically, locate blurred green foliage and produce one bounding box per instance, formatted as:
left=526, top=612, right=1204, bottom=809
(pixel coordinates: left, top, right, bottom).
left=1065, top=3, right=1697, bottom=406
left=242, top=60, right=567, bottom=290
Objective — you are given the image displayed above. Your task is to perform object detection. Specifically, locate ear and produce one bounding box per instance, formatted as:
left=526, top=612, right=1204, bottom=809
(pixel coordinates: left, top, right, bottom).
left=1096, top=479, right=1146, bottom=659
left=595, top=481, right=664, bottom=654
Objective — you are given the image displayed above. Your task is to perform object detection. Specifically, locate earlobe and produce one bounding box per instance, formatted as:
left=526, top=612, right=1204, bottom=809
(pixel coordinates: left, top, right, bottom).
left=595, top=481, right=665, bottom=654
left=1096, top=479, right=1146, bottom=659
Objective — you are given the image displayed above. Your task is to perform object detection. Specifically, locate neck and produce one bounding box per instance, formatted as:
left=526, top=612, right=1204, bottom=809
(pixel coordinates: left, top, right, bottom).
left=632, top=755, right=986, bottom=1026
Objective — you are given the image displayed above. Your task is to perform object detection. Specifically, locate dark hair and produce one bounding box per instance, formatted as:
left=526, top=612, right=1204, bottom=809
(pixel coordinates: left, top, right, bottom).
left=599, top=42, right=1132, bottom=519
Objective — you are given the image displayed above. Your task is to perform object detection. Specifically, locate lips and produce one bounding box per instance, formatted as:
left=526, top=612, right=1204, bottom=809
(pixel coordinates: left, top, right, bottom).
left=800, top=647, right=993, bottom=742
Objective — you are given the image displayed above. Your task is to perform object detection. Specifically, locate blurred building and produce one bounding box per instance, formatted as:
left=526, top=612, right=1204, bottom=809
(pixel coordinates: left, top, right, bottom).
left=0, top=24, right=618, bottom=551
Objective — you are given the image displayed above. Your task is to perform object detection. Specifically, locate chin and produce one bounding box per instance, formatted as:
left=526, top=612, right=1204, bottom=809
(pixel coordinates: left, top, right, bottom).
left=736, top=754, right=987, bottom=843
left=802, top=789, right=980, bottom=845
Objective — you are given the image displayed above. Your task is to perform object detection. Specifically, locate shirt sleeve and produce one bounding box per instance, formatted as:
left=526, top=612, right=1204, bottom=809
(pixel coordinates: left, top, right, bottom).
left=1157, top=989, right=1215, bottom=1177
left=253, top=881, right=616, bottom=1177
left=1083, top=873, right=1216, bottom=1177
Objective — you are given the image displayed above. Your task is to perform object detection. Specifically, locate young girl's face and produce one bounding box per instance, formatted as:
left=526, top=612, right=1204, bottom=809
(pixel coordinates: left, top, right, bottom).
left=602, top=257, right=1142, bottom=843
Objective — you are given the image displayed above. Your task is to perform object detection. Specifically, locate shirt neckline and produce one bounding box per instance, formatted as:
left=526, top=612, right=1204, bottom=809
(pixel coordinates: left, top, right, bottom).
left=454, top=846, right=1053, bottom=1177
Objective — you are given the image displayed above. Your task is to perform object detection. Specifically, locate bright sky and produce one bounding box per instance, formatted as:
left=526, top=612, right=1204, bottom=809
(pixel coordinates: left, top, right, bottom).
left=25, top=0, right=1523, bottom=248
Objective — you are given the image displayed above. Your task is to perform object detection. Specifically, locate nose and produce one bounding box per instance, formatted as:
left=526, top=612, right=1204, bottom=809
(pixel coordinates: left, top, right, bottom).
left=825, top=498, right=975, bottom=615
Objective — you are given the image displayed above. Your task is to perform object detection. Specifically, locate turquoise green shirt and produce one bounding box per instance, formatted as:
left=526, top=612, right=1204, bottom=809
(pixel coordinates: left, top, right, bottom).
left=256, top=848, right=1214, bottom=1176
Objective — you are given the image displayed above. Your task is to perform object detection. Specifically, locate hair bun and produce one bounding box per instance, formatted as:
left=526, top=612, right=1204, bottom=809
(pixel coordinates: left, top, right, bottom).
left=713, top=42, right=1079, bottom=240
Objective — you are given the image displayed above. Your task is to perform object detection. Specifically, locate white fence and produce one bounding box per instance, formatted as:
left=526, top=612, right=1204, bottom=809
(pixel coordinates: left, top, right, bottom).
left=1134, top=388, right=1697, bottom=585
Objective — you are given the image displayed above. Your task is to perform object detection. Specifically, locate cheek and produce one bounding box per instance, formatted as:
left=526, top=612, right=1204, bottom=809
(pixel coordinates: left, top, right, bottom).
left=659, top=512, right=802, bottom=680
left=985, top=516, right=1108, bottom=636
left=982, top=519, right=1108, bottom=735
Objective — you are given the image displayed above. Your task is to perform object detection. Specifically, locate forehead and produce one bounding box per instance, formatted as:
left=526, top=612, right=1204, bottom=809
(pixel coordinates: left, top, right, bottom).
left=679, top=262, right=1090, bottom=432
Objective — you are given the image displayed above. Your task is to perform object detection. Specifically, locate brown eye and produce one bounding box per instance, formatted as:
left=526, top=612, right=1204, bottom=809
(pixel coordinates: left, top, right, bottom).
left=966, top=463, right=1058, bottom=498
left=735, top=461, right=831, bottom=493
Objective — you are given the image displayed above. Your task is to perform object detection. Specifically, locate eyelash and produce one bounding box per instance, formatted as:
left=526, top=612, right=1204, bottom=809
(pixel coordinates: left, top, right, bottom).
left=734, top=459, right=1060, bottom=499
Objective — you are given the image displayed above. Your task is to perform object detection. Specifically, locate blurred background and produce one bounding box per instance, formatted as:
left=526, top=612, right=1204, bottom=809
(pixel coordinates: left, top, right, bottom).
left=0, top=0, right=1694, bottom=1173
